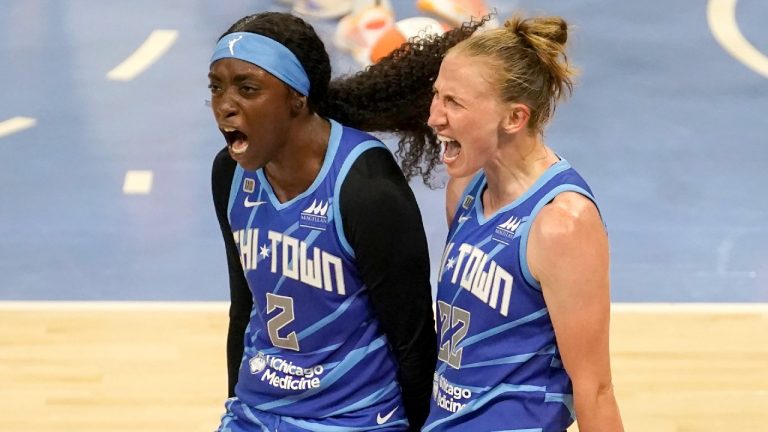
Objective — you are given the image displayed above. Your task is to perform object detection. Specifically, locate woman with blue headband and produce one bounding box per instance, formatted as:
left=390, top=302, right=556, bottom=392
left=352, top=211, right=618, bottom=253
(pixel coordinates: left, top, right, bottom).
left=209, top=12, right=485, bottom=432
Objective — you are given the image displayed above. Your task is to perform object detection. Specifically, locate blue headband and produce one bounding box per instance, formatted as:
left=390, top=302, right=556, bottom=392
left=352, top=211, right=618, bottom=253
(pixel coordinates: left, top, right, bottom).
left=210, top=32, right=310, bottom=96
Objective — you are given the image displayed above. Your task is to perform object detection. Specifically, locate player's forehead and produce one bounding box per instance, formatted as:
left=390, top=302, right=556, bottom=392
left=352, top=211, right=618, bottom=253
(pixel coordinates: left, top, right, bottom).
left=435, top=54, right=498, bottom=99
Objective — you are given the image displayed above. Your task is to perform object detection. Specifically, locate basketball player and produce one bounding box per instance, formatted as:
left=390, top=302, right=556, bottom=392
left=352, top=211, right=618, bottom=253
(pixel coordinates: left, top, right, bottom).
left=420, top=15, right=625, bottom=431
left=209, top=12, right=486, bottom=432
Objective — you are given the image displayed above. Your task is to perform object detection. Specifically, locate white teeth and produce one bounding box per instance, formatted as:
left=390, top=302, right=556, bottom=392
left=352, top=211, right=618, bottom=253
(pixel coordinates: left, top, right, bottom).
left=437, top=135, right=457, bottom=145
left=439, top=134, right=461, bottom=164
left=222, top=127, right=236, bottom=132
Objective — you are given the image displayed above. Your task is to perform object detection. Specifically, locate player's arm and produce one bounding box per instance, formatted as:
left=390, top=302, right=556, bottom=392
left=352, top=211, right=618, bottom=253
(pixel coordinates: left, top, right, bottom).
left=340, top=147, right=437, bottom=431
left=527, top=192, right=624, bottom=431
left=212, top=147, right=253, bottom=397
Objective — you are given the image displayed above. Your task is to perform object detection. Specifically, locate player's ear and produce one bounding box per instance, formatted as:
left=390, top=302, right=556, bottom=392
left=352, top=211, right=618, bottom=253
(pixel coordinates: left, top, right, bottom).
left=502, top=103, right=530, bottom=134
left=290, top=91, right=307, bottom=116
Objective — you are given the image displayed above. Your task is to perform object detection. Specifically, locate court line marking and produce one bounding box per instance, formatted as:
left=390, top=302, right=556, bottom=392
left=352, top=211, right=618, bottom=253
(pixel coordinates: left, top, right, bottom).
left=0, top=301, right=229, bottom=311
left=0, top=301, right=767, bottom=313
left=107, top=29, right=179, bottom=81
left=612, top=302, right=768, bottom=313
left=123, top=170, right=154, bottom=194
left=707, top=0, right=768, bottom=78
left=0, top=116, right=36, bottom=138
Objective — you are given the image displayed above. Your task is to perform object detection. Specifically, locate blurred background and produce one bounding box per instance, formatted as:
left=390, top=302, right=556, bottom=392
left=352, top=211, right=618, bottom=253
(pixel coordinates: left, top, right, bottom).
left=1, top=1, right=767, bottom=431
left=1, top=0, right=766, bottom=303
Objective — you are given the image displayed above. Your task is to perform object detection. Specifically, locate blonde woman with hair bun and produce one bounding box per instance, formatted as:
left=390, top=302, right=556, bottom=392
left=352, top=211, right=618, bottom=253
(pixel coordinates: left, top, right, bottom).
left=422, top=14, right=625, bottom=432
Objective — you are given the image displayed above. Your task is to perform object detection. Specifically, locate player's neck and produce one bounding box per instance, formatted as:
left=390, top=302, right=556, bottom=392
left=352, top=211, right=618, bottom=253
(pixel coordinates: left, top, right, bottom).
left=482, top=137, right=557, bottom=215
left=265, top=114, right=330, bottom=203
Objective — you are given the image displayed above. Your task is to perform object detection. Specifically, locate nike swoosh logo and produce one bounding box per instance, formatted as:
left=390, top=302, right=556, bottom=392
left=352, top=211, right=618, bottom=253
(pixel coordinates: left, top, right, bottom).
left=458, top=216, right=471, bottom=223
left=244, top=197, right=266, bottom=208
left=376, top=406, right=398, bottom=425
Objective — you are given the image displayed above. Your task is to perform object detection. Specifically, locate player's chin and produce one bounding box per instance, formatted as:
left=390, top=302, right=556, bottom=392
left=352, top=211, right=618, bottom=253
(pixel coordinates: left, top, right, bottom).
left=444, top=158, right=475, bottom=180
left=231, top=152, right=263, bottom=172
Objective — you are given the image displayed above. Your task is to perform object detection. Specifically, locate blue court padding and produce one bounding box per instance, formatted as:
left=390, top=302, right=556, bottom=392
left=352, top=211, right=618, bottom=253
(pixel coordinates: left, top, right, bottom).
left=0, top=0, right=766, bottom=301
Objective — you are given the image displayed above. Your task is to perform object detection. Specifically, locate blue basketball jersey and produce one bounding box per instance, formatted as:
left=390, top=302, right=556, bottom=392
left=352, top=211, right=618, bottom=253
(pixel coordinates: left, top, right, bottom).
left=423, top=159, right=598, bottom=432
left=225, top=120, right=406, bottom=430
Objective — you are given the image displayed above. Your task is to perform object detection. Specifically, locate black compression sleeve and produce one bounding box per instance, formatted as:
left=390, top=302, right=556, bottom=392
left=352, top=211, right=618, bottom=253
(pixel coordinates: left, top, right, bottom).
left=211, top=147, right=253, bottom=397
left=339, top=147, right=437, bottom=431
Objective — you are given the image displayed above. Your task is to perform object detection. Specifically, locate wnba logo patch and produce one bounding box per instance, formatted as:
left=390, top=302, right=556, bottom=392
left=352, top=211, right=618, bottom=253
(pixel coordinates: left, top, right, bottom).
left=300, top=199, right=330, bottom=231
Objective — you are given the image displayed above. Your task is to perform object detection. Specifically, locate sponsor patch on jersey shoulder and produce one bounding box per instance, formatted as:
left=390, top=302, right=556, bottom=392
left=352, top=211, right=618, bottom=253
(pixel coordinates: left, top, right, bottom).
left=462, top=195, right=474, bottom=209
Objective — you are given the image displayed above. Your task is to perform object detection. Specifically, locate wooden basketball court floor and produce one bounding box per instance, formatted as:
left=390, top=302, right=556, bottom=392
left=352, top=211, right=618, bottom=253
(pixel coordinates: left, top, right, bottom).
left=2, top=302, right=766, bottom=432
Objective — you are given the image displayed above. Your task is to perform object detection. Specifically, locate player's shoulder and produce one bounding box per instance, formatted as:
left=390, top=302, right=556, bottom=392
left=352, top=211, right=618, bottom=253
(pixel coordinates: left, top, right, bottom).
left=340, top=123, right=378, bottom=143
left=338, top=150, right=418, bottom=224
left=335, top=128, right=400, bottom=185
left=527, top=191, right=604, bottom=282
left=533, top=192, right=599, bottom=241
left=212, top=147, right=237, bottom=205
left=212, top=147, right=236, bottom=176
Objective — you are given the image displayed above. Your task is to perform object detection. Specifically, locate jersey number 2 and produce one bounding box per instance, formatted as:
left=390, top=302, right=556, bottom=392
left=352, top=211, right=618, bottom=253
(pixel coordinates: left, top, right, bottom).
left=437, top=300, right=470, bottom=369
left=266, top=293, right=300, bottom=351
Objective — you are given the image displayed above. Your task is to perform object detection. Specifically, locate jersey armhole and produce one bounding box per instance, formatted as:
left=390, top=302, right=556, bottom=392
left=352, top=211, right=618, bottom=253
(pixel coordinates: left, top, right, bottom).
left=332, top=140, right=388, bottom=260
left=519, top=185, right=599, bottom=291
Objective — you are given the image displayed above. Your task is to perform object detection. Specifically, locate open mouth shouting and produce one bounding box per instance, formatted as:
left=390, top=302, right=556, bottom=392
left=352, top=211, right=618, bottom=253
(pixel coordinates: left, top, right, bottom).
left=221, top=126, right=249, bottom=156
left=437, top=134, right=461, bottom=164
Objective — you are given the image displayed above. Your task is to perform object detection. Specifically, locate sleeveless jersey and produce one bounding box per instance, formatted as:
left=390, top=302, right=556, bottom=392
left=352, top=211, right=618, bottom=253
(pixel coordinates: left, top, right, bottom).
left=226, top=120, right=406, bottom=429
left=423, top=159, right=598, bottom=432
